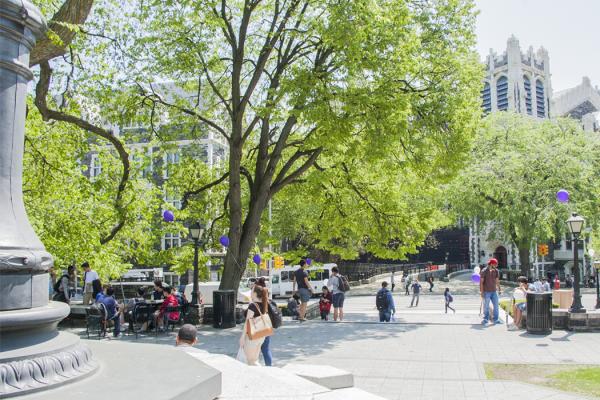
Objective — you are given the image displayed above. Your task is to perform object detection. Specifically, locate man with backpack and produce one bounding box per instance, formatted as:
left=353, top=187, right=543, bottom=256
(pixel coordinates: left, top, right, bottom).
left=328, top=266, right=349, bottom=321
left=53, top=266, right=74, bottom=304
left=376, top=281, right=395, bottom=322
left=410, top=278, right=422, bottom=307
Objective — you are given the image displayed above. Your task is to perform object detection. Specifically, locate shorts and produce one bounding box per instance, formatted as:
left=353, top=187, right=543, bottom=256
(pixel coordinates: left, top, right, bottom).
left=516, top=303, right=526, bottom=311
left=332, top=292, right=345, bottom=308
left=298, top=288, right=311, bottom=303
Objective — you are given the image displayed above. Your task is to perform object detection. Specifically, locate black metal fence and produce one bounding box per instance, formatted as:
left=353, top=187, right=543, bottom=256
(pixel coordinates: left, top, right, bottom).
left=338, top=262, right=467, bottom=283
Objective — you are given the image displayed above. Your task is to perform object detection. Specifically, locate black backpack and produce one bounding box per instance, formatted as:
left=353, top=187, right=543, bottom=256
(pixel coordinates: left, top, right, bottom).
left=53, top=274, right=68, bottom=292
left=376, top=289, right=390, bottom=311
left=267, top=300, right=283, bottom=329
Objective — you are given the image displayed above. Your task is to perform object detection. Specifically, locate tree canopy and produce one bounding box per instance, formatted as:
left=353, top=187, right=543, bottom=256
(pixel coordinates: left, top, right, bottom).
left=23, top=0, right=482, bottom=287
left=449, top=112, right=600, bottom=274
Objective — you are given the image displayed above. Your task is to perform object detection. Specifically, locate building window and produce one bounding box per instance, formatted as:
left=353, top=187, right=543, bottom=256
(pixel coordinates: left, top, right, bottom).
left=164, top=190, right=182, bottom=210
left=481, top=82, right=491, bottom=113
left=496, top=76, right=508, bottom=111
left=163, top=150, right=180, bottom=179
left=536, top=79, right=545, bottom=117
left=90, top=154, right=102, bottom=179
left=523, top=75, right=532, bottom=115
left=162, top=232, right=181, bottom=250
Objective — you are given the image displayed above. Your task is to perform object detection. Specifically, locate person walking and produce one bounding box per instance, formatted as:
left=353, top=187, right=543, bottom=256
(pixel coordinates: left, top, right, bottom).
left=427, top=276, right=434, bottom=292
left=292, top=260, right=313, bottom=321
left=376, top=282, right=395, bottom=322
left=82, top=262, right=99, bottom=305
left=480, top=258, right=502, bottom=325
left=390, top=271, right=396, bottom=292
left=404, top=276, right=412, bottom=296
left=328, top=266, right=345, bottom=321
left=409, top=279, right=422, bottom=307
left=444, top=288, right=455, bottom=314
left=238, top=285, right=270, bottom=366
left=255, top=278, right=275, bottom=366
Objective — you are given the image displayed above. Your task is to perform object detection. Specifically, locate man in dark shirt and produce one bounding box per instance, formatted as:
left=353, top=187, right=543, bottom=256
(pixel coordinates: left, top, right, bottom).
left=292, top=260, right=313, bottom=321
left=480, top=258, right=501, bottom=325
left=100, top=287, right=121, bottom=337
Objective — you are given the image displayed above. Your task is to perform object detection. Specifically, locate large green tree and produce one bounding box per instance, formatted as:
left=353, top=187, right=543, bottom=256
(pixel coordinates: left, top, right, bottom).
left=125, top=0, right=482, bottom=289
left=449, top=112, right=600, bottom=275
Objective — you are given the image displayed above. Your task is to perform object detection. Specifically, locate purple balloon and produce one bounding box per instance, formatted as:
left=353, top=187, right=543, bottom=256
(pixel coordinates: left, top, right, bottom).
left=471, top=273, right=481, bottom=284
left=556, top=190, right=569, bottom=203
left=306, top=258, right=312, bottom=266
left=219, top=235, right=230, bottom=247
left=162, top=210, right=174, bottom=222
left=253, top=254, right=261, bottom=265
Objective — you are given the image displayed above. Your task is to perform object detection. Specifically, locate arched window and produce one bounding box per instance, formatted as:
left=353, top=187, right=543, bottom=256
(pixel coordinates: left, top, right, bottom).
left=496, top=76, right=508, bottom=111
left=536, top=79, right=545, bottom=117
left=523, top=75, right=532, bottom=115
left=481, top=81, right=491, bottom=113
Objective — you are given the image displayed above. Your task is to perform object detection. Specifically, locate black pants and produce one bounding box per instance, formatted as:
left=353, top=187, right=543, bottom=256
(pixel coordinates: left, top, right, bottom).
left=320, top=310, right=329, bottom=320
left=445, top=301, right=455, bottom=313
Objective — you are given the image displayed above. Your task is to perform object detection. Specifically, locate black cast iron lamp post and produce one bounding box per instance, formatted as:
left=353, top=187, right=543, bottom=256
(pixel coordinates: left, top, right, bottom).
left=189, top=221, right=205, bottom=306
left=566, top=213, right=586, bottom=313
left=590, top=248, right=599, bottom=309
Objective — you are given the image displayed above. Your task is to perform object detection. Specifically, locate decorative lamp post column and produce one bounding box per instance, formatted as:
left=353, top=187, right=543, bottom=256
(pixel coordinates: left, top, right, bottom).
left=590, top=248, right=599, bottom=309
left=0, top=1, right=95, bottom=396
left=187, top=222, right=205, bottom=325
left=566, top=213, right=586, bottom=313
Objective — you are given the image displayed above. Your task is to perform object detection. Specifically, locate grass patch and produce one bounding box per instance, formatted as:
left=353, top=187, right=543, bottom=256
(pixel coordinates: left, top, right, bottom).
left=485, top=363, right=600, bottom=398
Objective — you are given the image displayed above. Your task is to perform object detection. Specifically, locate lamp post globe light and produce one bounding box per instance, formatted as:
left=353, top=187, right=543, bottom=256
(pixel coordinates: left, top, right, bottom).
left=566, top=213, right=586, bottom=313
left=189, top=221, right=206, bottom=307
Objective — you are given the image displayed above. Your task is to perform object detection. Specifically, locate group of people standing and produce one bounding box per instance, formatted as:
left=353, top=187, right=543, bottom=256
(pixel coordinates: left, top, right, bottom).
left=293, top=262, right=347, bottom=322
left=50, top=262, right=102, bottom=305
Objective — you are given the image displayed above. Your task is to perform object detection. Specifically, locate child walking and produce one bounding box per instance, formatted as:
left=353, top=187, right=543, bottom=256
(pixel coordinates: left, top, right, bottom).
left=444, top=288, right=455, bottom=314
left=319, top=286, right=332, bottom=320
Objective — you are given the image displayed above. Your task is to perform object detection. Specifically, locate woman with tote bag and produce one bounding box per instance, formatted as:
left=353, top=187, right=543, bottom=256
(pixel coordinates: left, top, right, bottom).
left=237, top=285, right=272, bottom=365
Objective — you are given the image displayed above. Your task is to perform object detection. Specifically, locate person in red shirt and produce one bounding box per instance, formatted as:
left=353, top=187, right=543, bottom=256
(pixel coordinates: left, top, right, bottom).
left=553, top=275, right=561, bottom=290
left=156, top=285, right=180, bottom=330
left=319, top=286, right=332, bottom=320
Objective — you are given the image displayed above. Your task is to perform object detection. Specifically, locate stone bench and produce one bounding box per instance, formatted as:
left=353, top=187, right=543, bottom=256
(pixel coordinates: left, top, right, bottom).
left=283, top=363, right=354, bottom=390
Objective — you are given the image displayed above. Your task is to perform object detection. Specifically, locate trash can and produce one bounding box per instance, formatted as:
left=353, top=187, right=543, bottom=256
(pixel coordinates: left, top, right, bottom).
left=526, top=292, right=552, bottom=334
left=213, top=290, right=236, bottom=329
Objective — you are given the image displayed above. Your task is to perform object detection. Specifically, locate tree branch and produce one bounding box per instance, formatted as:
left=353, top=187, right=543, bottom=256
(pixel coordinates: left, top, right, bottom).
left=30, top=0, right=94, bottom=66
left=34, top=60, right=130, bottom=245
left=181, top=172, right=230, bottom=210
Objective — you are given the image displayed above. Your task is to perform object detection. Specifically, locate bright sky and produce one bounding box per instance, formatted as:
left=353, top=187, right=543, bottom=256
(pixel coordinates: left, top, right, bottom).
left=475, top=0, right=600, bottom=92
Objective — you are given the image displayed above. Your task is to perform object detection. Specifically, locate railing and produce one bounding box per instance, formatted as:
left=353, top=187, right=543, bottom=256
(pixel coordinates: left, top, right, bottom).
left=338, top=262, right=458, bottom=283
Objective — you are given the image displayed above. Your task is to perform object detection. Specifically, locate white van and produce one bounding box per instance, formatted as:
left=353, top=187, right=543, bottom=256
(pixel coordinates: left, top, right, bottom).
left=270, top=263, right=336, bottom=298
left=183, top=282, right=251, bottom=305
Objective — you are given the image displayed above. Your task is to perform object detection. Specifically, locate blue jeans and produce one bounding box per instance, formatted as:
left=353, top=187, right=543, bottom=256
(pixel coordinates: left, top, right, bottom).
left=483, top=291, right=499, bottom=322
left=261, top=335, right=272, bottom=366
left=379, top=310, right=391, bottom=322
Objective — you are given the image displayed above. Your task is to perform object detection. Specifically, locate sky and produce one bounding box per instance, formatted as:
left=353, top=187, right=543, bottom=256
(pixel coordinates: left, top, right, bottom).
left=475, top=0, right=600, bottom=92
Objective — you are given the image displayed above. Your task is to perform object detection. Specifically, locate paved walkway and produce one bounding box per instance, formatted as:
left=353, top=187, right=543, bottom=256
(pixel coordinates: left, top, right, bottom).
left=66, top=276, right=600, bottom=400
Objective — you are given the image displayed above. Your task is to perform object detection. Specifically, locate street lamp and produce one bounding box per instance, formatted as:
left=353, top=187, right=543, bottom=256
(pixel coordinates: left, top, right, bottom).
left=189, top=221, right=206, bottom=306
left=566, top=213, right=586, bottom=313
left=590, top=248, right=599, bottom=309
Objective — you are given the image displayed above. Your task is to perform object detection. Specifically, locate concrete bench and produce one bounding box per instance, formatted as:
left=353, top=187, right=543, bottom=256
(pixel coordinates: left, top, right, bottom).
left=283, top=363, right=354, bottom=390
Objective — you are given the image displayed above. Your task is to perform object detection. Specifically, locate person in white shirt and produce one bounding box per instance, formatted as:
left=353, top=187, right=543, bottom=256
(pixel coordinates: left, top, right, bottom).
left=532, top=278, right=543, bottom=293
left=82, top=262, right=99, bottom=305
left=541, top=278, right=551, bottom=292
left=511, top=276, right=529, bottom=330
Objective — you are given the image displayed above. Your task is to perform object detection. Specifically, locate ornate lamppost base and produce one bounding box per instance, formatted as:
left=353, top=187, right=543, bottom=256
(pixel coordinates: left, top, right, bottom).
left=0, top=302, right=97, bottom=398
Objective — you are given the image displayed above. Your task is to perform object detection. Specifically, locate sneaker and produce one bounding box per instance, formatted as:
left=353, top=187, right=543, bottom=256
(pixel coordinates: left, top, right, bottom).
left=494, top=320, right=502, bottom=325
left=482, top=319, right=489, bottom=325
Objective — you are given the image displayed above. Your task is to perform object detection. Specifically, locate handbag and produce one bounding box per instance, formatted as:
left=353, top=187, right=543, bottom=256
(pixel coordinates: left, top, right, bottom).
left=246, top=303, right=273, bottom=340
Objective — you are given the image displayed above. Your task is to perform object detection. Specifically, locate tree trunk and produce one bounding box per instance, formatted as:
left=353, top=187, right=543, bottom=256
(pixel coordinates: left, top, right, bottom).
left=517, top=243, right=531, bottom=277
